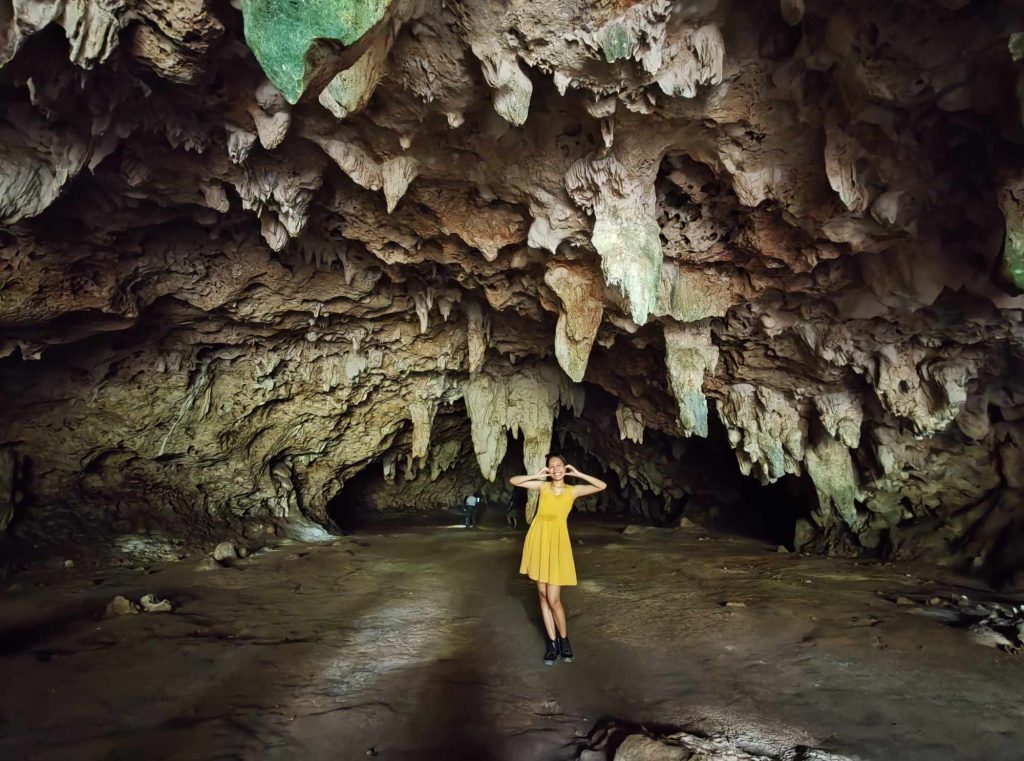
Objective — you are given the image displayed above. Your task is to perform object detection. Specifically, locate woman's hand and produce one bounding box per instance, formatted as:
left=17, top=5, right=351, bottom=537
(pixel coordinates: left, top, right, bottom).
left=535, top=466, right=551, bottom=479
left=564, top=464, right=580, bottom=477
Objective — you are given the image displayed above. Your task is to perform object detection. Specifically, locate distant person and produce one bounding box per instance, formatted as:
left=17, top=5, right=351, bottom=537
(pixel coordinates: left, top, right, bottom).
left=505, top=493, right=519, bottom=529
left=509, top=453, right=607, bottom=666
left=464, top=493, right=480, bottom=528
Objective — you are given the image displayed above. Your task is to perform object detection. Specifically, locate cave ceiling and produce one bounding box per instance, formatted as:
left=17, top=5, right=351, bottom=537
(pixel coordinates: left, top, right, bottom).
left=1, top=0, right=1023, bottom=577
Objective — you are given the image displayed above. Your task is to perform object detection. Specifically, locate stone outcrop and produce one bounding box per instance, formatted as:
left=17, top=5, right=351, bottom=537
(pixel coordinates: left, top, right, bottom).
left=1, top=0, right=1023, bottom=584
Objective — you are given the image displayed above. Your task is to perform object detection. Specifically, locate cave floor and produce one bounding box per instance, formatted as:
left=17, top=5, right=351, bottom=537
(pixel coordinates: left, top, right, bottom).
left=2, top=521, right=1023, bottom=761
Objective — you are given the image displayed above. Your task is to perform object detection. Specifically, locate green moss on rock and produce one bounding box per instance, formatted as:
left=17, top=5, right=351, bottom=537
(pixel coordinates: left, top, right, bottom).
left=240, top=0, right=391, bottom=104
left=998, top=181, right=1024, bottom=294
left=602, top=23, right=635, bottom=63
left=1000, top=228, right=1024, bottom=292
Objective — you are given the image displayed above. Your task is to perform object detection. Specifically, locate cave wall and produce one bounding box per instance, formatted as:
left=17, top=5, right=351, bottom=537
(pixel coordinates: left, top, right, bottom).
left=1, top=0, right=1024, bottom=581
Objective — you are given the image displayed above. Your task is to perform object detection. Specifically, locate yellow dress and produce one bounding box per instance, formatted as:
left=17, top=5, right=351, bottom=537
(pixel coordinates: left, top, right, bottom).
left=519, top=483, right=577, bottom=586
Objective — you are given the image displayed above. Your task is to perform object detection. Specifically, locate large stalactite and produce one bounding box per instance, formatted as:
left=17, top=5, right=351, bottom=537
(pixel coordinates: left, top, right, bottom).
left=1, top=0, right=1024, bottom=586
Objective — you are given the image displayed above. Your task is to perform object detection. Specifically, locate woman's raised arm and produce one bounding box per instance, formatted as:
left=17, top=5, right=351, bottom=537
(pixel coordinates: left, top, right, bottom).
left=509, top=467, right=550, bottom=491
left=564, top=465, right=607, bottom=497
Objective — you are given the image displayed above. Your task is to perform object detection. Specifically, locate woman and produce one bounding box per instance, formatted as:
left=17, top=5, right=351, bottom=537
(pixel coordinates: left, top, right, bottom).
left=510, top=453, right=607, bottom=665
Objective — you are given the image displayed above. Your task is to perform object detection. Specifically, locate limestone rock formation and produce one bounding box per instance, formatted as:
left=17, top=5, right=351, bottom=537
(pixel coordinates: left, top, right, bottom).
left=544, top=262, right=604, bottom=382
left=1, top=0, right=1024, bottom=585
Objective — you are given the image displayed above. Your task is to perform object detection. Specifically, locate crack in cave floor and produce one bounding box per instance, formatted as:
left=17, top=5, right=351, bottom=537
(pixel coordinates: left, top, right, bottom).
left=2, top=523, right=1023, bottom=761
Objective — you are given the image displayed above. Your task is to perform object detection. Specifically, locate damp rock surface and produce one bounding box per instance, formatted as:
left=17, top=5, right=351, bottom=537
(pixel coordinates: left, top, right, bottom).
left=1, top=524, right=1022, bottom=760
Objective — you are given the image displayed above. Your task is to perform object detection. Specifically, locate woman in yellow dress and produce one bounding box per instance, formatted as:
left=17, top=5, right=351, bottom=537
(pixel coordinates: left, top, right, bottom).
left=510, top=453, right=607, bottom=665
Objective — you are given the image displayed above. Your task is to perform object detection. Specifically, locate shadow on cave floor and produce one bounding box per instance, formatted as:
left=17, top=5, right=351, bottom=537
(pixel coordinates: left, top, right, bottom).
left=2, top=526, right=1024, bottom=760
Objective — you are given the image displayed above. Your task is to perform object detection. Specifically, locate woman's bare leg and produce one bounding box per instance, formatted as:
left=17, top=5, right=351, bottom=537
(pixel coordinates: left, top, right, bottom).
left=545, top=584, right=568, bottom=637
left=537, top=582, right=557, bottom=640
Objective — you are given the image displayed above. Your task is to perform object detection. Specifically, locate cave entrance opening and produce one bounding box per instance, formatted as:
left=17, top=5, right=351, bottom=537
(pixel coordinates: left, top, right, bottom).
left=325, top=465, right=381, bottom=534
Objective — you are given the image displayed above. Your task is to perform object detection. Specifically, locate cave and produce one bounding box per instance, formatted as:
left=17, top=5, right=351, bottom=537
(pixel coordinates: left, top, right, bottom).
left=325, top=465, right=378, bottom=533
left=2, top=1, right=1024, bottom=759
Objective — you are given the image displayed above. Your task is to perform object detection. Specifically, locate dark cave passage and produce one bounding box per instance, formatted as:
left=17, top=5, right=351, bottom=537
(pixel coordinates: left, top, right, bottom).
left=325, top=465, right=380, bottom=533
left=543, top=384, right=820, bottom=546
left=322, top=381, right=823, bottom=547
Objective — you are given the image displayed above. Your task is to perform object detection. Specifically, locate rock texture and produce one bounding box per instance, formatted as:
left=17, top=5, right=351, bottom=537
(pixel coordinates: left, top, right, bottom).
left=604, top=731, right=852, bottom=761
left=2, top=0, right=1024, bottom=583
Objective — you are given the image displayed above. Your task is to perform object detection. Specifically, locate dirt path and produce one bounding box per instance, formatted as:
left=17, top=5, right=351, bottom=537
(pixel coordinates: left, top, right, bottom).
left=2, top=522, right=1023, bottom=760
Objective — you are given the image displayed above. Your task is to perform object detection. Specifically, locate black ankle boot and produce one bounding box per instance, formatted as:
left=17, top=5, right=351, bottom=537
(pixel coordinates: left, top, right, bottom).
left=557, top=635, right=574, bottom=662
left=543, top=638, right=559, bottom=666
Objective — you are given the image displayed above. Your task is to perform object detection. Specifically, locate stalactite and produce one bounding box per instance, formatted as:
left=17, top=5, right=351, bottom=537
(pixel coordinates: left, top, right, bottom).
left=664, top=321, right=719, bottom=438
left=544, top=262, right=605, bottom=382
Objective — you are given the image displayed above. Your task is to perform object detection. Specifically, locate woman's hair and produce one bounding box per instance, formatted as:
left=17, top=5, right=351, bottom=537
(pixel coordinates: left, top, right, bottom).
left=545, top=452, right=565, bottom=466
